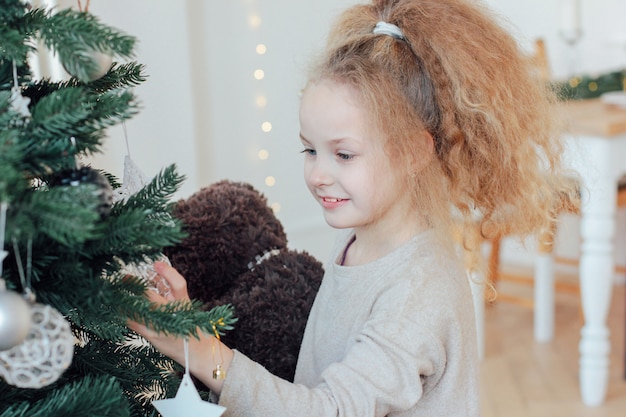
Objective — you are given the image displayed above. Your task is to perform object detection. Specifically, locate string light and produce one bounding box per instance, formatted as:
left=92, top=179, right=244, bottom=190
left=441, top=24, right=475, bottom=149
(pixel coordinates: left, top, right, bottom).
left=248, top=15, right=262, bottom=29
left=249, top=5, right=280, bottom=210
left=271, top=202, right=281, bottom=214
left=255, top=95, right=267, bottom=108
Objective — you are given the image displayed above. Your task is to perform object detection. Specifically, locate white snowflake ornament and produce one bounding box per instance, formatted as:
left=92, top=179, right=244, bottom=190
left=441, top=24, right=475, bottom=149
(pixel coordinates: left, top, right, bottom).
left=113, top=155, right=149, bottom=204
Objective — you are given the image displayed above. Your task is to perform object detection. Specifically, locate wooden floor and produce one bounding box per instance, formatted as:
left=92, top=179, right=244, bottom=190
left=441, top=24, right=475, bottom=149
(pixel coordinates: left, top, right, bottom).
left=480, top=276, right=626, bottom=417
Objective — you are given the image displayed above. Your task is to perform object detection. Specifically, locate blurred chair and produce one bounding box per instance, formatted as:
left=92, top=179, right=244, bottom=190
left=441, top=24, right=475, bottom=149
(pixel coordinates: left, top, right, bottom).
left=485, top=39, right=626, bottom=342
left=487, top=179, right=626, bottom=340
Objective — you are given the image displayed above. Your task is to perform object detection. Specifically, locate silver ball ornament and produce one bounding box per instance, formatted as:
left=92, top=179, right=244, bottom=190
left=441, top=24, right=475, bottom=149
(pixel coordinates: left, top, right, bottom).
left=63, top=49, right=113, bottom=82
left=0, top=290, right=31, bottom=351
left=0, top=303, right=74, bottom=388
left=84, top=50, right=113, bottom=81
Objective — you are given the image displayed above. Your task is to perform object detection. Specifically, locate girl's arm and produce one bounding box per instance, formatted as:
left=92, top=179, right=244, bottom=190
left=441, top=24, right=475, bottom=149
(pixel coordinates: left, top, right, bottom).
left=127, top=261, right=234, bottom=394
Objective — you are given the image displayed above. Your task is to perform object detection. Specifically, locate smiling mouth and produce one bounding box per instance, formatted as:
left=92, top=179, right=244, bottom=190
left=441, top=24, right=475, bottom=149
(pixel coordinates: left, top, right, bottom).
left=323, top=197, right=347, bottom=203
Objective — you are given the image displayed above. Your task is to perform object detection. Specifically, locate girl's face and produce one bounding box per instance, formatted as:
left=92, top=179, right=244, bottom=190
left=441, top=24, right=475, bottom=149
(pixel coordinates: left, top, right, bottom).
left=299, top=79, right=419, bottom=239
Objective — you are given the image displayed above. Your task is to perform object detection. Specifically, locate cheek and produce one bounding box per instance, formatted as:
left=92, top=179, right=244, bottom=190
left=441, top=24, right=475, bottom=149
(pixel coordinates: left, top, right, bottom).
left=302, top=159, right=312, bottom=182
left=302, top=160, right=316, bottom=191
left=368, top=167, right=402, bottom=202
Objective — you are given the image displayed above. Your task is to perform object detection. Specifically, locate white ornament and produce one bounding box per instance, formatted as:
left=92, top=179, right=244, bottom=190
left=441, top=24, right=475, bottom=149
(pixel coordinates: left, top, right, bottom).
left=113, top=155, right=173, bottom=297
left=119, top=254, right=172, bottom=299
left=0, top=303, right=74, bottom=388
left=112, top=155, right=149, bottom=204
left=0, top=288, right=31, bottom=351
left=9, top=86, right=31, bottom=118
left=64, top=49, right=113, bottom=82
left=152, top=373, right=226, bottom=417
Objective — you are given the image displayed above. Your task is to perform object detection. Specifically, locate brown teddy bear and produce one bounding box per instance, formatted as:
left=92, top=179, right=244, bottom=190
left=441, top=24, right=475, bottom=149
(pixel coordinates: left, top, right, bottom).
left=164, top=180, right=324, bottom=382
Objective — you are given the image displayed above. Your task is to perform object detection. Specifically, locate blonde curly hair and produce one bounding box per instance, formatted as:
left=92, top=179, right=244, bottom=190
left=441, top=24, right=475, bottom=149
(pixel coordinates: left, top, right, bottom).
left=305, top=0, right=578, bottom=269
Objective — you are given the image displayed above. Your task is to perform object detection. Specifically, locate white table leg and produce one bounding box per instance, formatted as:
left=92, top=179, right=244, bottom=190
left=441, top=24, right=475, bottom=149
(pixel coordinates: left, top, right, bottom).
left=578, top=139, right=616, bottom=406
left=534, top=252, right=555, bottom=342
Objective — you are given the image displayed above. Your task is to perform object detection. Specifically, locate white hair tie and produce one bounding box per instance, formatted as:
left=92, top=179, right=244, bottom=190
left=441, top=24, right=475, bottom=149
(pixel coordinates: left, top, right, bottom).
left=373, top=21, right=405, bottom=40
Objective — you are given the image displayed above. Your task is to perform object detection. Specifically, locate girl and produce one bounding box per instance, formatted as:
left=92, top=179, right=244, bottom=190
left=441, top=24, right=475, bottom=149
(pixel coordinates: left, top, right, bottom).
left=130, top=0, right=575, bottom=415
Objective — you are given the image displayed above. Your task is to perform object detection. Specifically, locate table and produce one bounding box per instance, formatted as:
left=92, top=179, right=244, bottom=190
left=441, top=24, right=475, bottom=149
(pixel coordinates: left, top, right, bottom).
left=546, top=98, right=626, bottom=406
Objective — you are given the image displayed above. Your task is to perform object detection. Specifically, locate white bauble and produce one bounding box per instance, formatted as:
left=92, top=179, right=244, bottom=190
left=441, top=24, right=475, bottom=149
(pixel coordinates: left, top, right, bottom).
left=0, top=303, right=74, bottom=388
left=0, top=290, right=31, bottom=351
left=120, top=255, right=173, bottom=299
left=64, top=49, right=113, bottom=82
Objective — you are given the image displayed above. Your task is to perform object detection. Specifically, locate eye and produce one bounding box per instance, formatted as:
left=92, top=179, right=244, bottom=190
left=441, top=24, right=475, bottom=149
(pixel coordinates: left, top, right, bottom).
left=300, top=148, right=316, bottom=156
left=337, top=152, right=354, bottom=161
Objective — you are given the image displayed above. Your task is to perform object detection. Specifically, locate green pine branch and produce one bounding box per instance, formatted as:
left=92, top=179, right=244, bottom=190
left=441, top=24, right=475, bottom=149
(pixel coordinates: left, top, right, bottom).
left=120, top=165, right=187, bottom=214
left=38, top=9, right=135, bottom=83
left=0, top=376, right=131, bottom=417
left=27, top=86, right=138, bottom=150
left=29, top=87, right=92, bottom=136
left=14, top=184, right=102, bottom=245
left=88, top=62, right=148, bottom=91
left=0, top=129, right=30, bottom=203
left=90, top=165, right=187, bottom=261
left=124, top=296, right=237, bottom=340
left=70, top=335, right=180, bottom=413
left=0, top=7, right=45, bottom=62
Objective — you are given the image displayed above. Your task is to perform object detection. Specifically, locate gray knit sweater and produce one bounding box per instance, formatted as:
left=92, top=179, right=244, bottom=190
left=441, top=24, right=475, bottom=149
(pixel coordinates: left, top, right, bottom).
left=219, top=230, right=480, bottom=416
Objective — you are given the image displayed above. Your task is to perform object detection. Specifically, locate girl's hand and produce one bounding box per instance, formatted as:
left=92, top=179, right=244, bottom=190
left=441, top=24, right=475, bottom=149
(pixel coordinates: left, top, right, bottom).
left=127, top=261, right=189, bottom=363
left=127, top=261, right=234, bottom=393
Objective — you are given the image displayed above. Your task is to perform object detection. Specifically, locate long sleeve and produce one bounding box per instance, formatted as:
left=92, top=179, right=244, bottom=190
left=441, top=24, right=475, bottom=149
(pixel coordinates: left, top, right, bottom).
left=217, top=231, right=479, bottom=417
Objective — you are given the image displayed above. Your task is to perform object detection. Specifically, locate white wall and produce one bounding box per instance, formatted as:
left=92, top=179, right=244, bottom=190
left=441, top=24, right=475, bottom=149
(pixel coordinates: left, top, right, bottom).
left=43, top=0, right=626, bottom=268
left=484, top=0, right=626, bottom=78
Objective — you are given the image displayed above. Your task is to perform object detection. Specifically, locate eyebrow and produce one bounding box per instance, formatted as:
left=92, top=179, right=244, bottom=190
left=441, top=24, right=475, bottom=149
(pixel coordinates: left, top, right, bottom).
left=299, top=133, right=357, bottom=146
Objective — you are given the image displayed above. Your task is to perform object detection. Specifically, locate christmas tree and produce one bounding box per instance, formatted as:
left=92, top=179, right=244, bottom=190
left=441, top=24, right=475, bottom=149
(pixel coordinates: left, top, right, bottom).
left=0, top=1, right=234, bottom=416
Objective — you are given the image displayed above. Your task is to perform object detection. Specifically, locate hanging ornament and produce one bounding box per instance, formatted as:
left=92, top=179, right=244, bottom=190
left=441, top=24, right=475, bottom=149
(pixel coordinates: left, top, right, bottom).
left=0, top=302, right=74, bottom=388
left=0, top=203, right=31, bottom=351
left=61, top=0, right=112, bottom=82
left=152, top=339, right=226, bottom=417
left=49, top=137, right=113, bottom=218
left=63, top=49, right=113, bottom=83
left=112, top=154, right=149, bottom=204
left=8, top=61, right=31, bottom=119
left=0, top=281, right=31, bottom=352
left=119, top=254, right=172, bottom=299
left=50, top=165, right=114, bottom=218
left=9, top=87, right=31, bottom=118
left=0, top=238, right=74, bottom=389
left=114, top=124, right=171, bottom=298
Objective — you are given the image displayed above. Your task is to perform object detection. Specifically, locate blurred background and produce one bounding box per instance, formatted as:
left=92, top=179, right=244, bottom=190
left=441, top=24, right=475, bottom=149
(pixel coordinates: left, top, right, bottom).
left=35, top=0, right=626, bottom=275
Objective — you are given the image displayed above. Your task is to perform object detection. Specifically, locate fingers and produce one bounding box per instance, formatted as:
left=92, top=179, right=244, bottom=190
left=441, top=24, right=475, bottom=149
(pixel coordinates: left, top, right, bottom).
left=127, top=318, right=187, bottom=365
left=127, top=319, right=148, bottom=336
left=154, top=261, right=190, bottom=301
left=145, top=287, right=166, bottom=304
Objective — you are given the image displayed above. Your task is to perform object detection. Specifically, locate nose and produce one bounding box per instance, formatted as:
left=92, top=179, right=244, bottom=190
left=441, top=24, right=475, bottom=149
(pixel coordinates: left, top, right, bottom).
left=304, top=157, right=333, bottom=188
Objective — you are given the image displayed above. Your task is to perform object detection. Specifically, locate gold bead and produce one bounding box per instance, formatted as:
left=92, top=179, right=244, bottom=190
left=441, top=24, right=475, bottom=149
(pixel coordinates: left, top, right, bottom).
left=213, top=364, right=226, bottom=380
